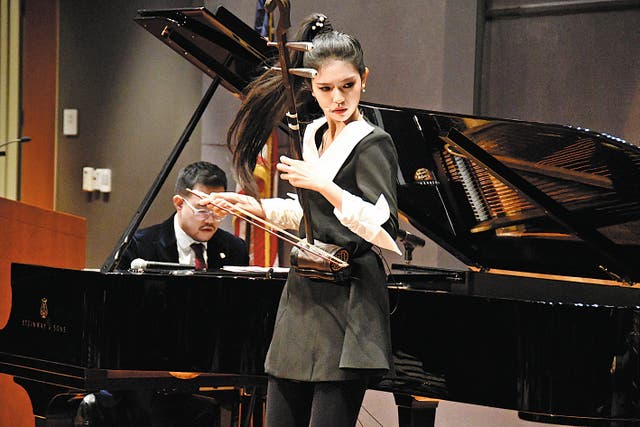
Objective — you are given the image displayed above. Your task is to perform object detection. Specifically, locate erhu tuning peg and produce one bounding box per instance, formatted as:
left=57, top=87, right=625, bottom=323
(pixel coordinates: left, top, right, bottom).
left=285, top=42, right=314, bottom=52
left=289, top=68, right=318, bottom=79
left=267, top=41, right=314, bottom=52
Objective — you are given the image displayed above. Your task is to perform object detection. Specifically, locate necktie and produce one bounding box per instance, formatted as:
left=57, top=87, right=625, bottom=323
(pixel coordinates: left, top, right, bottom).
left=191, top=243, right=207, bottom=271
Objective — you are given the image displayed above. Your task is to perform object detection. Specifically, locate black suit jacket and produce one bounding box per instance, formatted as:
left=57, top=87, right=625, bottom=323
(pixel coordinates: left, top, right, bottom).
left=118, top=215, right=249, bottom=270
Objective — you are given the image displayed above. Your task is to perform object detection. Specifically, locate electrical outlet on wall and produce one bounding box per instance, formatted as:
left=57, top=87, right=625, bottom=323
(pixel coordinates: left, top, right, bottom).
left=82, top=167, right=95, bottom=191
left=95, top=168, right=111, bottom=193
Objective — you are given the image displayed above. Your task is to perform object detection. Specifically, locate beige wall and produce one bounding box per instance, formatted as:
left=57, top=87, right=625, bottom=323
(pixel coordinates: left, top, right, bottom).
left=0, top=0, right=21, bottom=200
left=56, top=0, right=202, bottom=267
left=481, top=3, right=640, bottom=145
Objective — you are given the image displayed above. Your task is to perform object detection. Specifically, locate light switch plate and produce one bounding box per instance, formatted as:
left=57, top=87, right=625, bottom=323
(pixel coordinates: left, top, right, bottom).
left=63, top=109, right=78, bottom=136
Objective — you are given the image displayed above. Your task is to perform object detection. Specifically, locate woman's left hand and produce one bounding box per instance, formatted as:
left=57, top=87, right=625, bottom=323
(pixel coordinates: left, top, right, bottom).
left=277, top=156, right=330, bottom=192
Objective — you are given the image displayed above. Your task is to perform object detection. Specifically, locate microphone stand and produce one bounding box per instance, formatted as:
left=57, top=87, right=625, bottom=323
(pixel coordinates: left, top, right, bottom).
left=0, top=136, right=31, bottom=156
left=397, top=228, right=426, bottom=265
left=402, top=240, right=416, bottom=265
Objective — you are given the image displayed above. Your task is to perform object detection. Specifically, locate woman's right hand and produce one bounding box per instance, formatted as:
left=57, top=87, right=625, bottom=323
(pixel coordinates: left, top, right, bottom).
left=198, top=192, right=266, bottom=220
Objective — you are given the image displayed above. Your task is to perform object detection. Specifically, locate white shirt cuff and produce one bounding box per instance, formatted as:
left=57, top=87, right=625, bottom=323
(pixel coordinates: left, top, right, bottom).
left=260, top=193, right=303, bottom=230
left=334, top=191, right=402, bottom=254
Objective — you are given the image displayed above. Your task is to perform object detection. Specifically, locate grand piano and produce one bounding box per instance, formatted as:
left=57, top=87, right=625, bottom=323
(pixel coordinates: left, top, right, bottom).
left=2, top=5, right=640, bottom=427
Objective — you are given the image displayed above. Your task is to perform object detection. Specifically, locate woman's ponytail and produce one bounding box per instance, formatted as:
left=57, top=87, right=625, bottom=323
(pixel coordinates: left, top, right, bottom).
left=226, top=13, right=333, bottom=198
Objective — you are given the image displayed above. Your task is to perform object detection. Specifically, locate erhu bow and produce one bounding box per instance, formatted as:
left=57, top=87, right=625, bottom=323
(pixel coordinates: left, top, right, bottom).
left=188, top=188, right=349, bottom=269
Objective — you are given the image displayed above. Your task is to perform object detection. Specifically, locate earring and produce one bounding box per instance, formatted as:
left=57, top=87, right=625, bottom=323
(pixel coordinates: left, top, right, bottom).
left=362, top=85, right=367, bottom=93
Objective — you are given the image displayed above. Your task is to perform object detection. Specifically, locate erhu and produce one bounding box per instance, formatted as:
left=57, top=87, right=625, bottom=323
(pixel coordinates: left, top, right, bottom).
left=194, top=0, right=351, bottom=282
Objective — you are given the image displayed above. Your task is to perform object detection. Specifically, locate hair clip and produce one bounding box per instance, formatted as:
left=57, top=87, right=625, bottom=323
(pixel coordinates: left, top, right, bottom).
left=311, top=15, right=326, bottom=31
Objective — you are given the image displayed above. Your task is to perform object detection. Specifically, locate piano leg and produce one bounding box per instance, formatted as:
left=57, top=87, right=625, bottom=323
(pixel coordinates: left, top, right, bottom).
left=207, top=386, right=265, bottom=427
left=394, top=394, right=439, bottom=427
left=239, top=385, right=265, bottom=427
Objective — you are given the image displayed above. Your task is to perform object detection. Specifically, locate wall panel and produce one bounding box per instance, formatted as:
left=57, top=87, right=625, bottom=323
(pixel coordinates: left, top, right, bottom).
left=481, top=2, right=640, bottom=145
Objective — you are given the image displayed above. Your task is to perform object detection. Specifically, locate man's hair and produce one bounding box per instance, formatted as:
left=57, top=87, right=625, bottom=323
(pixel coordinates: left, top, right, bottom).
left=174, top=161, right=227, bottom=195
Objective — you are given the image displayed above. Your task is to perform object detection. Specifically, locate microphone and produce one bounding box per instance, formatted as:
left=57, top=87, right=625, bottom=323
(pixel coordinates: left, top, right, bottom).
left=0, top=136, right=31, bottom=148
left=397, top=229, right=426, bottom=265
left=130, top=258, right=195, bottom=271
left=0, top=136, right=31, bottom=156
left=397, top=228, right=426, bottom=248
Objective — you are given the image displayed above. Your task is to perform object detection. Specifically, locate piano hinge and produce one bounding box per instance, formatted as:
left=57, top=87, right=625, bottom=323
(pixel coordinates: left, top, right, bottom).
left=161, top=25, right=171, bottom=38
left=597, top=265, right=636, bottom=287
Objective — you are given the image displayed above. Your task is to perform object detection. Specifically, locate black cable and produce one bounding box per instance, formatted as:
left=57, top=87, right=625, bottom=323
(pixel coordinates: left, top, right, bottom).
left=375, top=246, right=401, bottom=316
left=358, top=403, right=385, bottom=426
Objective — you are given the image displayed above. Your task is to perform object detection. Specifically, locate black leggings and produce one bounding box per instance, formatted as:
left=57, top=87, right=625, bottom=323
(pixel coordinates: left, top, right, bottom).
left=265, top=376, right=368, bottom=427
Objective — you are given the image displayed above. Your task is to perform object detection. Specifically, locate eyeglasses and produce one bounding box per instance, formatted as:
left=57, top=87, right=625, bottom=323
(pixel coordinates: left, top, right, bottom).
left=180, top=197, right=223, bottom=222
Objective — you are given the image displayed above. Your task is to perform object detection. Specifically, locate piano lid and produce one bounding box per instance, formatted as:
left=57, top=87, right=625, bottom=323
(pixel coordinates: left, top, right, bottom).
left=134, top=6, right=275, bottom=95
left=361, top=104, right=640, bottom=284
left=134, top=6, right=640, bottom=284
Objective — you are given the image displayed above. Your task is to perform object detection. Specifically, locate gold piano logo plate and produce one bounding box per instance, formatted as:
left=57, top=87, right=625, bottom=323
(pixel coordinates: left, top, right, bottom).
left=18, top=297, right=68, bottom=334
left=40, top=298, right=48, bottom=319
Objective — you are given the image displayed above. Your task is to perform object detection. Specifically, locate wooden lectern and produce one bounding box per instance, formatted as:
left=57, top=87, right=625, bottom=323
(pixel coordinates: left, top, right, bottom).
left=0, top=197, right=86, bottom=427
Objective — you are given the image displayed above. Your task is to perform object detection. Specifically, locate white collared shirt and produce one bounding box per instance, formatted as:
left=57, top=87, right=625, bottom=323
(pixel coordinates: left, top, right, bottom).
left=174, top=214, right=209, bottom=265
left=261, top=118, right=401, bottom=254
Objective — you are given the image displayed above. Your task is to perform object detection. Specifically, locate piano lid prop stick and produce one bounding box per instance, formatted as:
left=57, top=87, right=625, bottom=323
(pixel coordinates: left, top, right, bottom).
left=186, top=188, right=348, bottom=268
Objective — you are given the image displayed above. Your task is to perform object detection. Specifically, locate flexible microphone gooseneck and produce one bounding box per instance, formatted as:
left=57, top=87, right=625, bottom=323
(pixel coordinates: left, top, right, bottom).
left=0, top=136, right=31, bottom=156
left=397, top=228, right=426, bottom=248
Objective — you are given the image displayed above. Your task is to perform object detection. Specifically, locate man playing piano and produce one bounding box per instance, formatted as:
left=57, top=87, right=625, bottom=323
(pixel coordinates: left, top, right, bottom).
left=118, top=161, right=249, bottom=271
left=75, top=162, right=250, bottom=426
